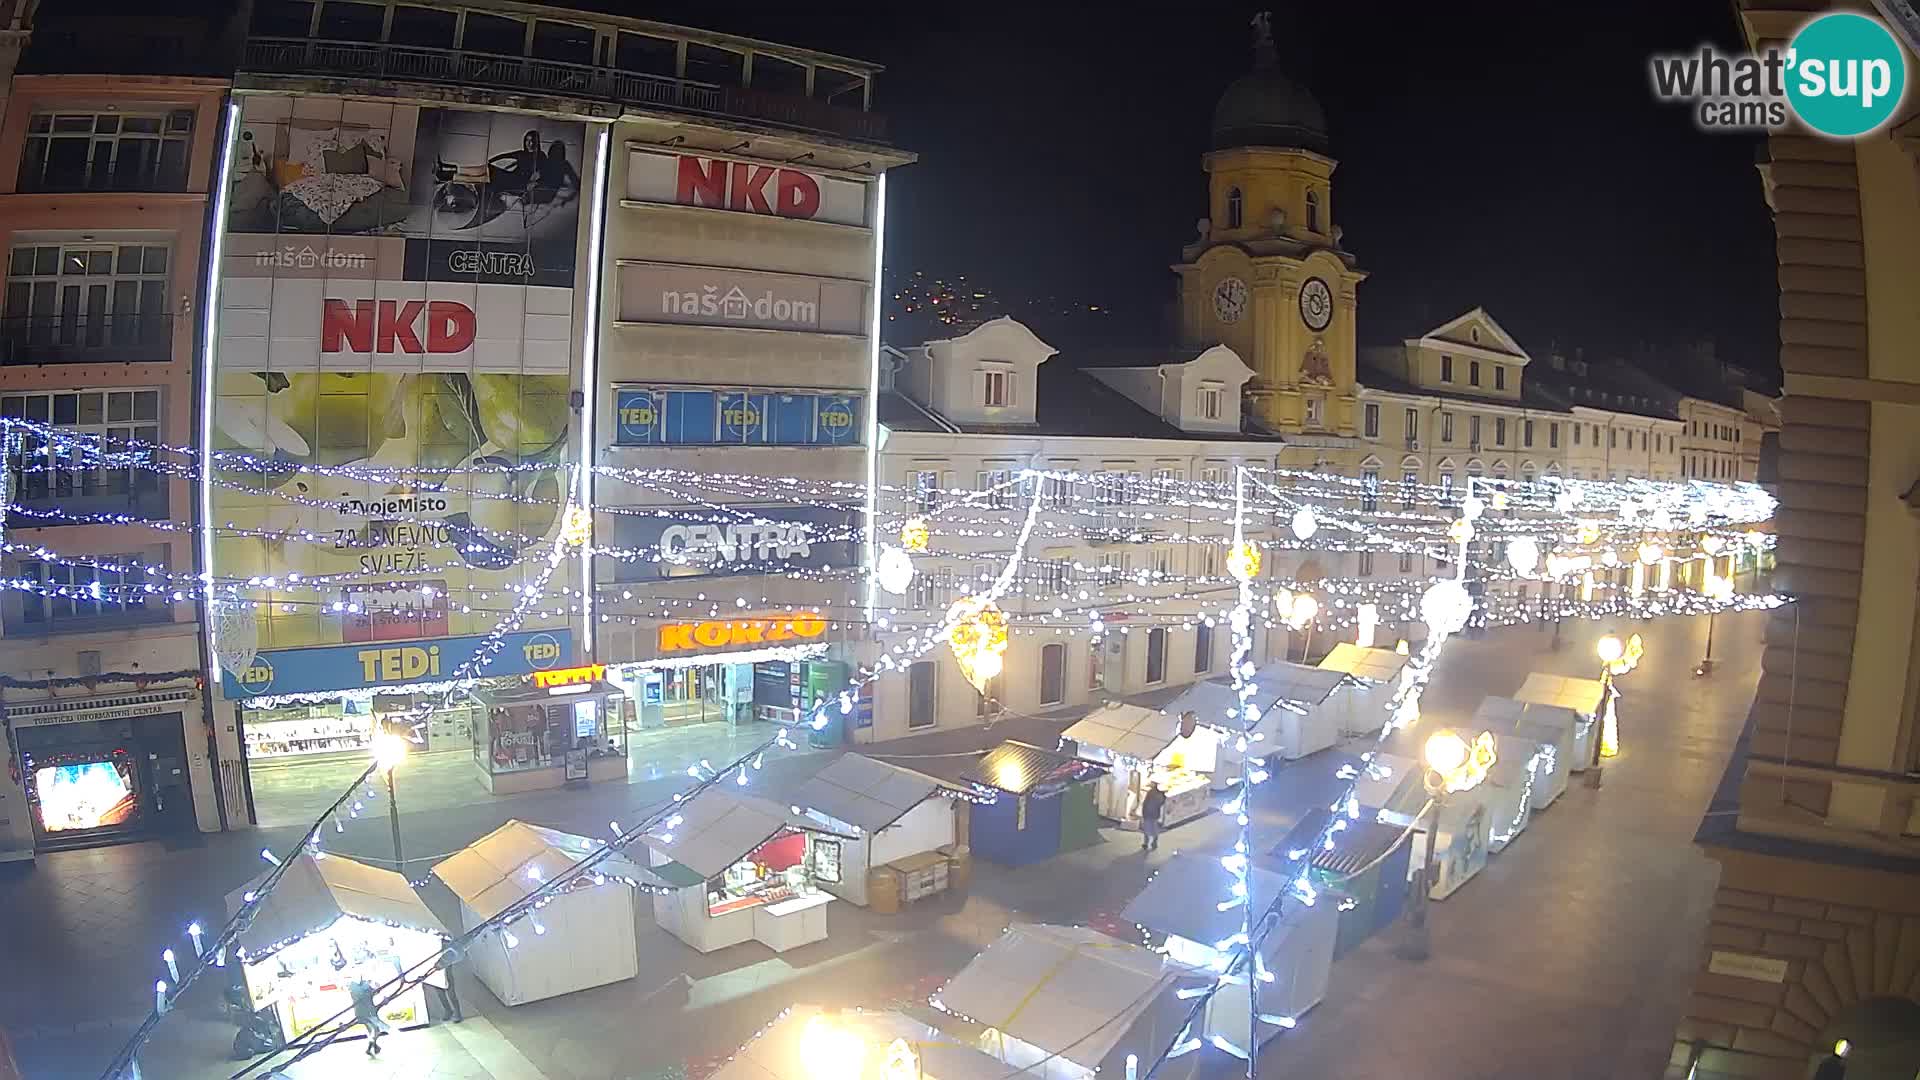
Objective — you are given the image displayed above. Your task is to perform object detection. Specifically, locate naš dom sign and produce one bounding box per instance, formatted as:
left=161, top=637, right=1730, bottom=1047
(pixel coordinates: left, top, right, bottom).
left=657, top=613, right=829, bottom=653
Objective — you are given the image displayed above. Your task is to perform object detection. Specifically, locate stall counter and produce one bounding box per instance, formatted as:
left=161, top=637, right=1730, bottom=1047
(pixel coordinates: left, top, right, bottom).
left=754, top=893, right=831, bottom=952
left=1156, top=771, right=1211, bottom=824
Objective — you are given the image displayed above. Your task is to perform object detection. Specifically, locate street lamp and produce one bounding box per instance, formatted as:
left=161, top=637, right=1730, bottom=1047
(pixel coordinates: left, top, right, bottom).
left=372, top=729, right=410, bottom=874
left=1402, top=728, right=1495, bottom=962
left=1696, top=573, right=1734, bottom=677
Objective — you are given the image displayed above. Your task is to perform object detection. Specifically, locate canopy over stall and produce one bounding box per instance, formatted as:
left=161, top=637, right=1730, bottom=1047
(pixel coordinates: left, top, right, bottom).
left=1317, top=644, right=1412, bottom=737
left=1511, top=673, right=1606, bottom=770
left=1472, top=697, right=1574, bottom=808
left=711, top=1005, right=1008, bottom=1080
left=794, top=754, right=960, bottom=908
left=961, top=742, right=1106, bottom=866
left=933, top=923, right=1204, bottom=1080
left=1062, top=703, right=1215, bottom=827
left=432, top=820, right=659, bottom=1005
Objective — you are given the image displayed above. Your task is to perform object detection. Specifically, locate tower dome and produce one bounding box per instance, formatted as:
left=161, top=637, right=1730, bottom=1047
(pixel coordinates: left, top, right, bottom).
left=1210, top=12, right=1328, bottom=154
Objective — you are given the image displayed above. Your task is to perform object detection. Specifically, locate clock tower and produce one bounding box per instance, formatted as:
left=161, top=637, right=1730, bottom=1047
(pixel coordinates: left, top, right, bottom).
left=1172, top=13, right=1366, bottom=440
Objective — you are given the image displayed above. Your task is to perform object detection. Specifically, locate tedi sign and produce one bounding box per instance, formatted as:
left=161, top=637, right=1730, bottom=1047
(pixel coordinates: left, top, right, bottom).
left=322, top=299, right=477, bottom=354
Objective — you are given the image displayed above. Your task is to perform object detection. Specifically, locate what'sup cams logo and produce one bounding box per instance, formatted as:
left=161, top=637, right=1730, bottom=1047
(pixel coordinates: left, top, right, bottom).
left=1651, top=12, right=1909, bottom=137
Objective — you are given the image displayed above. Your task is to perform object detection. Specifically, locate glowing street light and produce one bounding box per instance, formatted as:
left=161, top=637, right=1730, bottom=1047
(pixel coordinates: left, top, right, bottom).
left=1597, top=634, right=1624, bottom=666
left=799, top=1015, right=867, bottom=1080
left=372, top=727, right=411, bottom=874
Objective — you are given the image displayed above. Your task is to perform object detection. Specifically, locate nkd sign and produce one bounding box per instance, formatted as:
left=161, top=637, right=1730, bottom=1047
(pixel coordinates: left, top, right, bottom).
left=627, top=149, right=870, bottom=228
left=323, top=299, right=476, bottom=354
left=618, top=262, right=867, bottom=335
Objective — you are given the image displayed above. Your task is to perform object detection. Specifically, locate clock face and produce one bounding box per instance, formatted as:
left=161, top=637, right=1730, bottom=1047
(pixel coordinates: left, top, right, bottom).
left=1212, top=277, right=1248, bottom=324
left=1299, top=277, right=1334, bottom=331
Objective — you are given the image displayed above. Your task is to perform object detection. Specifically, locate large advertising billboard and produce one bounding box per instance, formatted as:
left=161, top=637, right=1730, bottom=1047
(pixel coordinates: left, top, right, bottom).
left=213, top=95, right=588, bottom=662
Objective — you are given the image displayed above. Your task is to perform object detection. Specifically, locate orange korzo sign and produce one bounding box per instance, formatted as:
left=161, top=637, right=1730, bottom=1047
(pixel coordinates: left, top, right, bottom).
left=658, top=613, right=829, bottom=653
left=531, top=664, right=607, bottom=689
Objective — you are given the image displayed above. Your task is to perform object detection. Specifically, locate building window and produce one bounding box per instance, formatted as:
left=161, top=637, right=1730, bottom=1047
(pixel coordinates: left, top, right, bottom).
left=1362, top=467, right=1380, bottom=511
left=913, top=470, right=941, bottom=513
left=1398, top=550, right=1414, bottom=573
left=1470, top=327, right=1481, bottom=343
left=4, top=389, right=164, bottom=519
left=1494, top=366, right=1507, bottom=391
left=907, top=661, right=937, bottom=729
left=1469, top=415, right=1482, bottom=448
left=1494, top=417, right=1507, bottom=446
left=1523, top=419, right=1534, bottom=448
left=976, top=468, right=1012, bottom=509
left=1404, top=408, right=1418, bottom=443
left=1201, top=465, right=1227, bottom=488
left=1305, top=189, right=1321, bottom=232
left=1356, top=550, right=1373, bottom=576
left=1609, top=429, right=1617, bottom=449
left=1440, top=355, right=1454, bottom=383
left=1087, top=641, right=1106, bottom=691
left=1304, top=396, right=1323, bottom=428
left=6, top=547, right=169, bottom=634
left=1592, top=424, right=1600, bottom=445
left=1441, top=412, right=1454, bottom=443
left=1150, top=545, right=1175, bottom=578
left=1145, top=627, right=1168, bottom=685
left=1194, top=624, right=1214, bottom=674
left=982, top=369, right=1011, bottom=407
left=1522, top=465, right=1535, bottom=483
left=1469, top=360, right=1482, bottom=387
left=1197, top=382, right=1223, bottom=420
left=5, top=243, right=173, bottom=361
left=1363, top=402, right=1380, bottom=438
left=1040, top=643, right=1066, bottom=706
left=1439, top=471, right=1454, bottom=496
left=1197, top=543, right=1221, bottom=579
left=1226, top=187, right=1243, bottom=229
left=1573, top=424, right=1582, bottom=446
left=1401, top=469, right=1418, bottom=508
left=19, top=110, right=195, bottom=193
left=1550, top=423, right=1560, bottom=449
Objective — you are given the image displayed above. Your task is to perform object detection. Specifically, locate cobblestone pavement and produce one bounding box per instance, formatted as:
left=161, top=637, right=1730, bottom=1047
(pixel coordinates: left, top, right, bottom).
left=0, top=611, right=1764, bottom=1080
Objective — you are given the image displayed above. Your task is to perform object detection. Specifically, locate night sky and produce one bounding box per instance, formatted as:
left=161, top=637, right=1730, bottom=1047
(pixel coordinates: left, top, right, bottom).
left=647, top=0, right=1780, bottom=378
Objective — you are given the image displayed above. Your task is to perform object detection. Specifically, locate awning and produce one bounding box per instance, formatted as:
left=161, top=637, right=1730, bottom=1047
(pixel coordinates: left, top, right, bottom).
left=793, top=754, right=945, bottom=834
left=1317, top=644, right=1409, bottom=683
left=1512, top=673, right=1606, bottom=716
left=960, top=741, right=1105, bottom=796
left=1061, top=702, right=1186, bottom=762
left=638, top=789, right=852, bottom=879
left=710, top=1005, right=1008, bottom=1080
left=227, top=853, right=445, bottom=962
left=1121, top=852, right=1288, bottom=946
left=432, top=820, right=666, bottom=920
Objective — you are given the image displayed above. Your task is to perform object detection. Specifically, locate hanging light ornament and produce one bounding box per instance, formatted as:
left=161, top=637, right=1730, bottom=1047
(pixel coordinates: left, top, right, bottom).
left=1448, top=518, right=1475, bottom=546
left=1491, top=491, right=1510, bottom=512
left=945, top=595, right=1009, bottom=693
left=1227, top=542, right=1262, bottom=582
left=1286, top=593, right=1318, bottom=631
left=1420, top=579, right=1473, bottom=637
left=874, top=546, right=915, bottom=595
left=1462, top=494, right=1486, bottom=521
left=1576, top=520, right=1602, bottom=545
left=1506, top=536, right=1540, bottom=575
left=1637, top=541, right=1664, bottom=566
left=1648, top=507, right=1674, bottom=532
left=1618, top=499, right=1643, bottom=524
left=559, top=504, right=593, bottom=547
left=899, top=517, right=930, bottom=553
left=1289, top=507, right=1317, bottom=540
left=1555, top=485, right=1580, bottom=513
left=1701, top=534, right=1726, bottom=556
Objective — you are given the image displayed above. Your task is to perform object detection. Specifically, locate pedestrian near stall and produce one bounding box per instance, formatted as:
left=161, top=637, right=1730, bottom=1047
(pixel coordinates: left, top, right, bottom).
left=347, top=975, right=391, bottom=1056
left=1140, top=782, right=1166, bottom=852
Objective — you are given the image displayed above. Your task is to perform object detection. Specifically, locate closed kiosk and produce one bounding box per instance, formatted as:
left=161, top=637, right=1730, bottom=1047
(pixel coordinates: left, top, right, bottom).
left=1511, top=673, right=1607, bottom=771
left=1317, top=644, right=1412, bottom=737
left=1472, top=696, right=1575, bottom=808
left=793, top=754, right=959, bottom=908
left=961, top=742, right=1104, bottom=868
left=1348, top=751, right=1428, bottom=827
left=1300, top=813, right=1414, bottom=957
left=1161, top=661, right=1344, bottom=770
left=1480, top=738, right=1540, bottom=853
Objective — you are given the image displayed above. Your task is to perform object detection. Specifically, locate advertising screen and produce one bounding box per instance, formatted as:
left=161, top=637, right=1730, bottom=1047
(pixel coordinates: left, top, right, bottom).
left=33, top=760, right=139, bottom=833
left=213, top=95, right=588, bottom=659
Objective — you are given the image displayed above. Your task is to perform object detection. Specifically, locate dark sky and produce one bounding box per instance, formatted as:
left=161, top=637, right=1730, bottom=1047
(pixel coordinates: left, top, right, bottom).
left=649, top=0, right=1779, bottom=377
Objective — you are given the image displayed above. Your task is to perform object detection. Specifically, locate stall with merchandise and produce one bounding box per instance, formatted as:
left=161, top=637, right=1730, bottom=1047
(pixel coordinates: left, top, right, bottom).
left=1061, top=702, right=1216, bottom=830
left=1317, top=644, right=1412, bottom=737
left=1472, top=696, right=1575, bottom=808
left=710, top=1005, right=1009, bottom=1080
left=639, top=789, right=853, bottom=954
left=1121, top=853, right=1336, bottom=1049
left=432, top=820, right=658, bottom=1005
left=1510, top=673, right=1606, bottom=771
left=226, top=852, right=448, bottom=1043
left=960, top=741, right=1105, bottom=867
left=932, top=923, right=1205, bottom=1080
left=469, top=669, right=628, bottom=795
left=792, top=754, right=964, bottom=910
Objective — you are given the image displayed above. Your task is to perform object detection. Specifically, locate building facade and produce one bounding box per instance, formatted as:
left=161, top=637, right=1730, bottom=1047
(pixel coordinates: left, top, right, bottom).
left=1666, top=4, right=1920, bottom=1079
left=0, top=10, right=232, bottom=860
left=1680, top=395, right=1758, bottom=483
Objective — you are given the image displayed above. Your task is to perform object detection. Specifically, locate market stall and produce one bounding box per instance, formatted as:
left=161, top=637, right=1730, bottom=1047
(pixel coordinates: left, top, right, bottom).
left=1061, top=702, right=1216, bottom=830
left=960, top=742, right=1105, bottom=868
left=1347, top=751, right=1429, bottom=828
left=470, top=671, right=629, bottom=795
left=227, top=852, right=448, bottom=1043
left=1480, top=737, right=1540, bottom=853
left=1473, top=696, right=1573, bottom=809
left=932, top=923, right=1206, bottom=1080
left=793, top=754, right=963, bottom=909
left=432, top=820, right=660, bottom=1005
left=1511, top=673, right=1606, bottom=771
left=1317, top=644, right=1412, bottom=737
left=1295, top=811, right=1414, bottom=959
left=639, top=789, right=853, bottom=954
left=711, top=1005, right=1009, bottom=1080
left=1427, top=791, right=1492, bottom=900
left=1160, top=662, right=1345, bottom=771
left=1121, top=853, right=1335, bottom=1048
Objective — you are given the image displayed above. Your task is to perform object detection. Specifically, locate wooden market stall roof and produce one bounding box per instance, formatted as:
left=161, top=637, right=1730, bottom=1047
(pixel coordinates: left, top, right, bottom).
left=1061, top=701, right=1186, bottom=761
left=226, top=852, right=445, bottom=962
left=433, top=820, right=666, bottom=921
left=1318, top=643, right=1410, bottom=682
left=1512, top=673, right=1607, bottom=715
left=959, top=741, right=1104, bottom=796
left=638, top=789, right=852, bottom=879
left=793, top=754, right=948, bottom=834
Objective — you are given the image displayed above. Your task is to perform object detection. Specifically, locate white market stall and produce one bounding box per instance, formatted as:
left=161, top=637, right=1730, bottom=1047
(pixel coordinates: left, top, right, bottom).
left=1511, top=673, right=1607, bottom=770
left=1427, top=791, right=1492, bottom=900
left=710, top=1005, right=1009, bottom=1080
left=1479, top=737, right=1540, bottom=853
left=1159, top=661, right=1346, bottom=780
left=432, top=820, right=657, bottom=1005
left=1347, top=751, right=1428, bottom=828
left=1317, top=644, right=1412, bottom=737
left=640, top=789, right=854, bottom=955
left=1472, top=697, right=1575, bottom=808
left=1120, top=853, right=1336, bottom=1048
left=932, top=923, right=1205, bottom=1080
left=793, top=754, right=962, bottom=909
left=227, top=853, right=448, bottom=1043
left=1061, top=702, right=1216, bottom=829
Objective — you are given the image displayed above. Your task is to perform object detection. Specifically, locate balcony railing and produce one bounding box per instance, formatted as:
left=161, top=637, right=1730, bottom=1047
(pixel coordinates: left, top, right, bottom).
left=242, top=38, right=889, bottom=144
left=0, top=314, right=175, bottom=366
left=7, top=483, right=169, bottom=528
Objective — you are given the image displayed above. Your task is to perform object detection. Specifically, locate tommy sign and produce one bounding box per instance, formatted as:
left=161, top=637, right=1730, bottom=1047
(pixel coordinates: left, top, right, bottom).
left=618, top=262, right=868, bottom=335
left=626, top=150, right=870, bottom=228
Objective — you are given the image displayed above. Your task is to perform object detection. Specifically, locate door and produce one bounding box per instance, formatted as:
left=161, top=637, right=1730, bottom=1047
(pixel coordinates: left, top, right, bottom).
left=1039, top=643, right=1065, bottom=707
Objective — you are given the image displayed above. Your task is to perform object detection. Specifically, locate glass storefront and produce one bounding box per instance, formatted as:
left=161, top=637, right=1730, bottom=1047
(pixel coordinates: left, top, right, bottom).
left=472, top=681, right=627, bottom=788
left=244, top=693, right=482, bottom=764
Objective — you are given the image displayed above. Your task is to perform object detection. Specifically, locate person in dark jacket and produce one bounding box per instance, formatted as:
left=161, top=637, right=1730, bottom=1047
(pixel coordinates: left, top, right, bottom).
left=347, top=976, right=390, bottom=1056
left=1140, top=782, right=1167, bottom=851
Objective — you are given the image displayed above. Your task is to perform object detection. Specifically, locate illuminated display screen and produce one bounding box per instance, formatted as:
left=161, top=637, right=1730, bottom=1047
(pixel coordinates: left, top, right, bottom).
left=33, top=760, right=139, bottom=832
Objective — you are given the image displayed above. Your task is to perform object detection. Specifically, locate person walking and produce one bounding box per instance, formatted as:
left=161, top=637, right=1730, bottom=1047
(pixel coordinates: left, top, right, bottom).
left=347, top=974, right=391, bottom=1056
left=1139, top=782, right=1167, bottom=852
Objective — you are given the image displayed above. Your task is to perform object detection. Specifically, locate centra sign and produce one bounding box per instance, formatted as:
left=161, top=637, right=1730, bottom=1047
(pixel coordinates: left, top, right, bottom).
left=657, top=613, right=829, bottom=653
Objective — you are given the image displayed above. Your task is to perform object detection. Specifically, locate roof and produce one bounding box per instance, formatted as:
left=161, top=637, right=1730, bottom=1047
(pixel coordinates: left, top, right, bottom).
left=1350, top=752, right=1423, bottom=811
left=1358, top=364, right=1571, bottom=415
left=1211, top=25, right=1327, bottom=154
left=1062, top=702, right=1186, bottom=761
left=1309, top=816, right=1413, bottom=878
left=794, top=754, right=944, bottom=833
left=1121, top=852, right=1288, bottom=945
left=961, top=740, right=1105, bottom=795
left=227, top=853, right=445, bottom=962
left=1512, top=673, right=1606, bottom=716
left=1158, top=663, right=1342, bottom=749
left=433, top=820, right=663, bottom=920
left=933, top=924, right=1198, bottom=1070
left=1472, top=695, right=1581, bottom=735
left=1318, top=644, right=1409, bottom=683
left=639, top=790, right=849, bottom=879
left=711, top=1006, right=1008, bottom=1080
left=1250, top=661, right=1346, bottom=707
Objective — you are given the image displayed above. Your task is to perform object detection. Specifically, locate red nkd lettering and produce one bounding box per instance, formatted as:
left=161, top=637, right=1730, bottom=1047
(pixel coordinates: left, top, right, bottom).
left=672, top=155, right=824, bottom=221
left=675, top=155, right=727, bottom=208
left=776, top=169, right=821, bottom=219
left=321, top=299, right=475, bottom=354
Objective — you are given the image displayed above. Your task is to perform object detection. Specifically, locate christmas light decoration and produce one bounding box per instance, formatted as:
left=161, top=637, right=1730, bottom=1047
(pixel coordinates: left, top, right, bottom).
left=874, top=545, right=915, bottom=595
left=899, top=516, right=931, bottom=553
left=1227, top=542, right=1262, bottom=582
left=1424, top=729, right=1496, bottom=793
left=1289, top=507, right=1317, bottom=540
left=1505, top=536, right=1540, bottom=575
left=945, top=595, right=1009, bottom=693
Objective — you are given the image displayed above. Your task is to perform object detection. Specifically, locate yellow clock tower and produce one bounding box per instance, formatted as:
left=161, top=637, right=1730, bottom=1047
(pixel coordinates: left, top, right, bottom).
left=1173, top=13, right=1366, bottom=447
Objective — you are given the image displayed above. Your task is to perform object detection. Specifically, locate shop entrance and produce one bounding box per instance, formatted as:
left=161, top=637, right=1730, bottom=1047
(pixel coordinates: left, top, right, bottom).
left=643, top=664, right=752, bottom=728
left=14, top=712, right=193, bottom=850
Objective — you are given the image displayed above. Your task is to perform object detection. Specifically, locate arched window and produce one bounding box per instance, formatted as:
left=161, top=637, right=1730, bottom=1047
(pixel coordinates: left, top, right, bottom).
left=1226, top=188, right=1244, bottom=229
left=1305, top=189, right=1321, bottom=233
